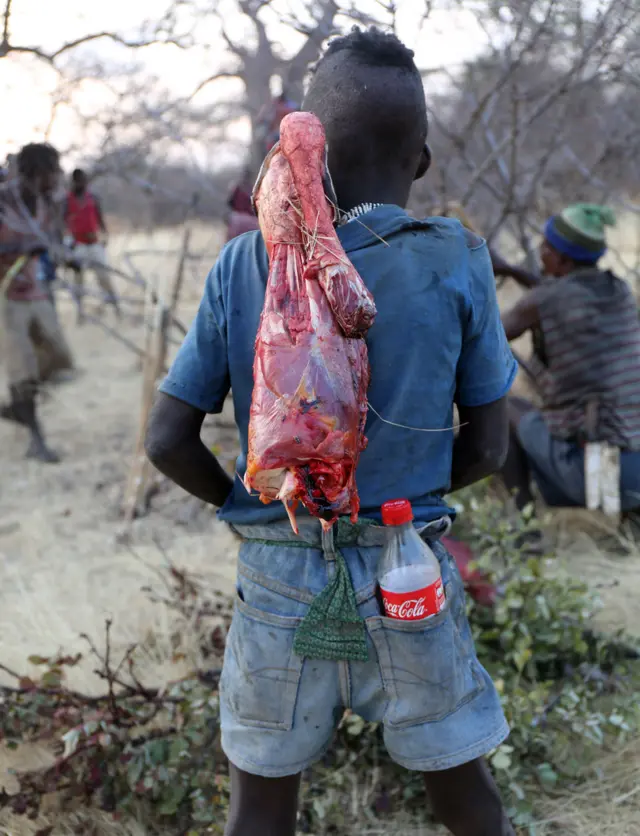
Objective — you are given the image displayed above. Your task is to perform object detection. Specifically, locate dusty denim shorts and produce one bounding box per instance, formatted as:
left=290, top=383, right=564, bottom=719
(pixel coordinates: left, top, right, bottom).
left=219, top=518, right=509, bottom=778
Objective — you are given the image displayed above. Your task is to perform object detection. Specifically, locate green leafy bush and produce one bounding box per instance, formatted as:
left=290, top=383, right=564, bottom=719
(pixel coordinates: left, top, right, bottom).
left=1, top=485, right=638, bottom=833
left=452, top=485, right=640, bottom=824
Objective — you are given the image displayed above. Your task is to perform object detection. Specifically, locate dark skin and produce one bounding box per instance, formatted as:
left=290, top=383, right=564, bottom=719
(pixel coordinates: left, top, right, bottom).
left=146, top=64, right=514, bottom=836
left=490, top=249, right=541, bottom=290
left=145, top=394, right=233, bottom=505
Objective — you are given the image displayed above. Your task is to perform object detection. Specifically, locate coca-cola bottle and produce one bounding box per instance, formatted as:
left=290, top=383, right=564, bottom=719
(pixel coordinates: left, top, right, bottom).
left=378, top=499, right=446, bottom=621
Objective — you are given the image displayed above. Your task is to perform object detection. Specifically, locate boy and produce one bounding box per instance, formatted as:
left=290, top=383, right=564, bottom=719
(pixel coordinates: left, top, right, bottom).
left=146, top=29, right=517, bottom=836
left=65, top=168, right=120, bottom=322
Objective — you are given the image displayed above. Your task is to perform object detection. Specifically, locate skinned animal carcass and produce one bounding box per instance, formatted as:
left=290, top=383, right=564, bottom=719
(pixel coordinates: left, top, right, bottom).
left=244, top=112, right=376, bottom=532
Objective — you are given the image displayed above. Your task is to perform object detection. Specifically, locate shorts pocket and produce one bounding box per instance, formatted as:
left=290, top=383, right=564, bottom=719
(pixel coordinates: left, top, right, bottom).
left=220, top=593, right=304, bottom=731
left=369, top=563, right=485, bottom=729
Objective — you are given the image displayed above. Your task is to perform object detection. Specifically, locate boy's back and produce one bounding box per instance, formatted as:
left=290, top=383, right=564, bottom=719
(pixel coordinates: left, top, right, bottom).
left=160, top=207, right=515, bottom=524
left=147, top=27, right=517, bottom=836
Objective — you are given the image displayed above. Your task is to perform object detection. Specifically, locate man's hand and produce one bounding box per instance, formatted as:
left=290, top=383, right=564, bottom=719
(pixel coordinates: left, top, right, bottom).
left=450, top=397, right=509, bottom=493
left=145, top=392, right=234, bottom=507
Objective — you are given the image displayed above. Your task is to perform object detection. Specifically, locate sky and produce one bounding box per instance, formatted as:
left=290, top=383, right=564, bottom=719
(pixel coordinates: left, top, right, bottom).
left=0, top=0, right=493, bottom=165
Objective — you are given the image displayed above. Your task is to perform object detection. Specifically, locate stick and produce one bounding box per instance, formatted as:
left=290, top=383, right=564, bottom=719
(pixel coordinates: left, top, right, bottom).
left=120, top=228, right=191, bottom=526
left=81, top=313, right=155, bottom=362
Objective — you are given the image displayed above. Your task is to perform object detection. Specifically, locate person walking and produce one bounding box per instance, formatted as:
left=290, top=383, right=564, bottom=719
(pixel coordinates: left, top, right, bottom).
left=0, top=143, right=74, bottom=463
left=65, top=168, right=120, bottom=323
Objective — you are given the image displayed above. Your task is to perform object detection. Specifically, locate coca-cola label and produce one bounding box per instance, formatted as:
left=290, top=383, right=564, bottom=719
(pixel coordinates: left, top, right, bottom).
left=381, top=579, right=445, bottom=621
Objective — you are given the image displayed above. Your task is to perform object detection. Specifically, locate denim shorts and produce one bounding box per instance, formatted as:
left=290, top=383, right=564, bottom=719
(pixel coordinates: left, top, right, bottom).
left=518, top=410, right=640, bottom=511
left=219, top=519, right=509, bottom=778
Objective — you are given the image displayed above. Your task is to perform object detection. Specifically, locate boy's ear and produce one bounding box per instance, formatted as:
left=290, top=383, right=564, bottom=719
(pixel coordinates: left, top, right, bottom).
left=414, top=143, right=431, bottom=181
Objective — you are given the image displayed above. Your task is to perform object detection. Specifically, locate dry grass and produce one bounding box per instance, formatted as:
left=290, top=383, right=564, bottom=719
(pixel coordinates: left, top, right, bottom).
left=536, top=744, right=640, bottom=836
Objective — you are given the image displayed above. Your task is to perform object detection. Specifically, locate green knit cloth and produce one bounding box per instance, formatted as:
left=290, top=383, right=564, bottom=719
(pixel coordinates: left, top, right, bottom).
left=292, top=545, right=368, bottom=662
left=244, top=517, right=375, bottom=662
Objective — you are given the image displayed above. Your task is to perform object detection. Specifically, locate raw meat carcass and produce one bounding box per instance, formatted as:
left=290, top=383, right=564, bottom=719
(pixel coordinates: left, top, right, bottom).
left=244, top=112, right=377, bottom=532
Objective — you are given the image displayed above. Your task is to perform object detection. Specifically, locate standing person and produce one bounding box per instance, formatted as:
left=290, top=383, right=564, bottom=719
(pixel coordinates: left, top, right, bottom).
left=500, top=203, right=640, bottom=515
left=225, top=167, right=259, bottom=243
left=65, top=168, right=120, bottom=323
left=145, top=29, right=517, bottom=836
left=0, top=142, right=74, bottom=463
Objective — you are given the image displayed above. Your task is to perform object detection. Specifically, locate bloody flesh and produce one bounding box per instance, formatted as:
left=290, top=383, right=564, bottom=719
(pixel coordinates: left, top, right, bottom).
left=244, top=112, right=377, bottom=532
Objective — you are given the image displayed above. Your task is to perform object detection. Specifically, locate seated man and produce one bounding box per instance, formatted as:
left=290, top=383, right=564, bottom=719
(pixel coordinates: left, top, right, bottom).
left=501, top=203, right=640, bottom=514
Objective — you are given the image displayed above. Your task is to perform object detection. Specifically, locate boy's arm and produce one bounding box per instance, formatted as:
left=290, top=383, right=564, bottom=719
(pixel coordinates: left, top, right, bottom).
left=450, top=398, right=509, bottom=492
left=145, top=393, right=233, bottom=506
left=452, top=232, right=517, bottom=491
left=144, top=259, right=233, bottom=507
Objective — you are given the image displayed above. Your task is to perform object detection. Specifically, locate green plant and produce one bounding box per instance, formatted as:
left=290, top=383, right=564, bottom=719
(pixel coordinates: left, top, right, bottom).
left=1, top=486, right=638, bottom=833
left=453, top=483, right=640, bottom=823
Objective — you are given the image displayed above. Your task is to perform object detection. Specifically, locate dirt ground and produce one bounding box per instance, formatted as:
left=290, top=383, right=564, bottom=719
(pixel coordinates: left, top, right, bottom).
left=1, top=224, right=640, bottom=834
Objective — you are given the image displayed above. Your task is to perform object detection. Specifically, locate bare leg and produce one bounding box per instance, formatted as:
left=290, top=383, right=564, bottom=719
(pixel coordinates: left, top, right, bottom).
left=72, top=266, right=85, bottom=324
left=224, top=764, right=300, bottom=836
left=500, top=397, right=536, bottom=511
left=4, top=382, right=59, bottom=463
left=424, top=758, right=515, bottom=836
left=95, top=254, right=121, bottom=320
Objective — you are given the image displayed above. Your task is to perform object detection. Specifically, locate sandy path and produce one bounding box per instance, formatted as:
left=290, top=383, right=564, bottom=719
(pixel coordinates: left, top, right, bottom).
left=0, top=229, right=240, bottom=693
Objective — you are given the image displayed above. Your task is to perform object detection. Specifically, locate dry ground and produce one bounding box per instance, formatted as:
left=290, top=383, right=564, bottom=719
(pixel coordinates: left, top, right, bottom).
left=1, top=223, right=640, bottom=834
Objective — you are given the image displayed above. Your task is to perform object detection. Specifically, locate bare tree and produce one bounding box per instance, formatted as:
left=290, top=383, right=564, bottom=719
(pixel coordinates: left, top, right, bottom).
left=4, top=0, right=639, bottom=283
left=412, top=0, right=640, bottom=283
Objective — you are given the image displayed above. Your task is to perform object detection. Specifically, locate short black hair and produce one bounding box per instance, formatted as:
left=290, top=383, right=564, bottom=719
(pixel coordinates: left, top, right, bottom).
left=304, top=28, right=427, bottom=175
left=72, top=168, right=86, bottom=179
left=17, top=143, right=60, bottom=179
left=317, top=26, right=419, bottom=72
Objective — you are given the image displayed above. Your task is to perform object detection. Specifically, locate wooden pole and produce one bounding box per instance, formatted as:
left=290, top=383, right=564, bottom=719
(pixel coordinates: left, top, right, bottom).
left=120, top=226, right=191, bottom=529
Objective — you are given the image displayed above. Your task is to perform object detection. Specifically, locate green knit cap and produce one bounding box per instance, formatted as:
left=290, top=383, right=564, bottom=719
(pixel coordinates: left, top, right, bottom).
left=545, top=203, right=616, bottom=262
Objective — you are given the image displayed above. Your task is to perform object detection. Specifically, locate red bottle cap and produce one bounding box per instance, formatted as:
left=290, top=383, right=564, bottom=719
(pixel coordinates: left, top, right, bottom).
left=381, top=499, right=414, bottom=526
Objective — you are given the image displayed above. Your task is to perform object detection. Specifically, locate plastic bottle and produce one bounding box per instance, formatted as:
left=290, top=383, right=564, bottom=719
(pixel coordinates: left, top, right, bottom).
left=378, top=499, right=445, bottom=620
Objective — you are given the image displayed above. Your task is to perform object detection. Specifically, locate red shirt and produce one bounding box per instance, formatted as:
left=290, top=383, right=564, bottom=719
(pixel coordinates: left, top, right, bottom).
left=66, top=190, right=100, bottom=244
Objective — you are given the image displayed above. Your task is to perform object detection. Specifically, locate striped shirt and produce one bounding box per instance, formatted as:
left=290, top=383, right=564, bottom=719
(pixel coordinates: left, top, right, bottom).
left=531, top=268, right=640, bottom=449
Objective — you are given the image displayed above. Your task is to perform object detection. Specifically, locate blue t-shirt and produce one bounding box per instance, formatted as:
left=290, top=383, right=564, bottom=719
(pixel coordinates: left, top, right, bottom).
left=160, top=206, right=517, bottom=525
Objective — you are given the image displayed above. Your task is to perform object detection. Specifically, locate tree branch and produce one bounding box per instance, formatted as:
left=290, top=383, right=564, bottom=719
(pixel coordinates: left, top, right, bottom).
left=1, top=29, right=186, bottom=65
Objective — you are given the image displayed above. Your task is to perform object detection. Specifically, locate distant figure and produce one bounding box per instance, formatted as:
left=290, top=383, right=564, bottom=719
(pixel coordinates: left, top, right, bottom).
left=0, top=142, right=74, bottom=463
left=500, top=203, right=640, bottom=516
left=4, top=154, right=18, bottom=182
left=65, top=168, right=120, bottom=323
left=257, top=92, right=299, bottom=157
left=226, top=167, right=259, bottom=243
